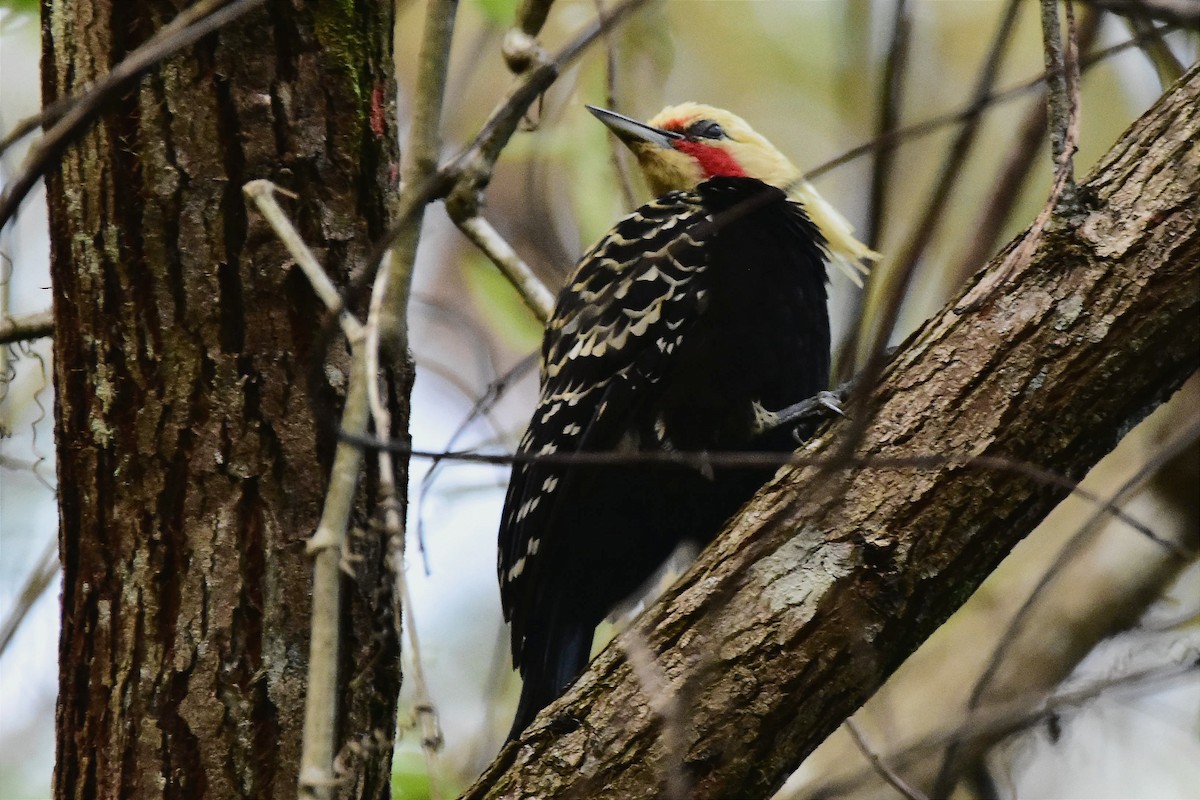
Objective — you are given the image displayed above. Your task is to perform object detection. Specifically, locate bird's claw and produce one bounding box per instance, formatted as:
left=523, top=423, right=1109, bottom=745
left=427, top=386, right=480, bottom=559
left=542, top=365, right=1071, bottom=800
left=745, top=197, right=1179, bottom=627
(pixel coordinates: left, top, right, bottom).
left=815, top=390, right=847, bottom=418
left=773, top=387, right=853, bottom=443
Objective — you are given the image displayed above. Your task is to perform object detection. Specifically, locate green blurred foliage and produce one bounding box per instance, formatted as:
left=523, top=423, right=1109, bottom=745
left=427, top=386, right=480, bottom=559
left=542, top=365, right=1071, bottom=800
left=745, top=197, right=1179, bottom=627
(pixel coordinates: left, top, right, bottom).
left=391, top=750, right=435, bottom=799
left=469, top=0, right=520, bottom=27
left=0, top=0, right=37, bottom=17
left=462, top=250, right=544, bottom=353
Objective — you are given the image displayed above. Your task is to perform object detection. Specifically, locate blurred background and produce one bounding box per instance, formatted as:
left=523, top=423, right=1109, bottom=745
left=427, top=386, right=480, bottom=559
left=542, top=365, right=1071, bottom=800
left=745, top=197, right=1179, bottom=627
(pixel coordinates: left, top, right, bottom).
left=2, top=1, right=1197, bottom=798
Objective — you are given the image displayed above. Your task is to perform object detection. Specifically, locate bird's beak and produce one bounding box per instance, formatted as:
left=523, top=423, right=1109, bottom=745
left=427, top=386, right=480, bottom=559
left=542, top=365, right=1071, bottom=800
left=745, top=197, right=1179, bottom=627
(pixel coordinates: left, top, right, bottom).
left=587, top=105, right=681, bottom=149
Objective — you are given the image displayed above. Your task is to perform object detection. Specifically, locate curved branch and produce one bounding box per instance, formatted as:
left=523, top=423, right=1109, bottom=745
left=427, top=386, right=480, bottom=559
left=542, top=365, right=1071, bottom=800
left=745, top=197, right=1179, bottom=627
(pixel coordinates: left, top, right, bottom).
left=463, top=65, right=1200, bottom=800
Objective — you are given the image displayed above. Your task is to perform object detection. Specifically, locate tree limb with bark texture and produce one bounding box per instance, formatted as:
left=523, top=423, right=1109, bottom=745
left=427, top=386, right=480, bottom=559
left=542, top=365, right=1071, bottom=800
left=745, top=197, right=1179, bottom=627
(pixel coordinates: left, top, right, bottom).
left=464, top=64, right=1200, bottom=800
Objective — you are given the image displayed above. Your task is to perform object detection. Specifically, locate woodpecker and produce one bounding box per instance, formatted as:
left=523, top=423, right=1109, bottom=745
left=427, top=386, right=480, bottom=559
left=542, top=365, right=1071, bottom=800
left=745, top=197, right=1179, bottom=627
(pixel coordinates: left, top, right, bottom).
left=498, top=103, right=876, bottom=739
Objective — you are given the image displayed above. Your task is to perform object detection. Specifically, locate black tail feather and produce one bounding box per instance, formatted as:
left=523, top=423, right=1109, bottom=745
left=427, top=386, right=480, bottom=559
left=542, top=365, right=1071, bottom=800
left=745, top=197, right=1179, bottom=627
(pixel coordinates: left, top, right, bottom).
left=507, top=622, right=592, bottom=740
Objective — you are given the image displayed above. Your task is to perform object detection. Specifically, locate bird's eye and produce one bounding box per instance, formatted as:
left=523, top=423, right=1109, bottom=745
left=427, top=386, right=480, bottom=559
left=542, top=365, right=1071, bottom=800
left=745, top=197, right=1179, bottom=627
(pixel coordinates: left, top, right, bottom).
left=686, top=119, right=726, bottom=140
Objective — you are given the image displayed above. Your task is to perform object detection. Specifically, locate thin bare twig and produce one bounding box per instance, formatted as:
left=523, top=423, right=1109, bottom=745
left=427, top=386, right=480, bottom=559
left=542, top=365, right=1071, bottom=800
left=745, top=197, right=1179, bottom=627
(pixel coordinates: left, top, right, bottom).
left=415, top=350, right=538, bottom=571
left=0, top=0, right=239, bottom=157
left=243, top=181, right=362, bottom=339
left=362, top=0, right=652, bottom=276
left=973, top=413, right=1200, bottom=699
left=931, top=414, right=1200, bottom=796
left=444, top=0, right=650, bottom=200
left=623, top=630, right=689, bottom=800
left=798, top=661, right=1198, bottom=800
left=364, top=1, right=461, bottom=794
left=453, top=215, right=555, bottom=322
left=503, top=0, right=556, bottom=73
left=384, top=0, right=461, bottom=360
left=836, top=0, right=1023, bottom=469
left=955, top=0, right=1084, bottom=314
left=807, top=21, right=1178, bottom=181
left=1082, top=0, right=1200, bottom=25
left=845, top=717, right=929, bottom=800
left=365, top=264, right=444, bottom=798
left=952, top=10, right=1102, bottom=287
left=1040, top=0, right=1081, bottom=198
left=394, top=541, right=446, bottom=760
left=866, top=0, right=911, bottom=251
left=1, top=336, right=54, bottom=492
left=0, top=309, right=53, bottom=344
left=438, top=0, right=649, bottom=329
left=1124, top=14, right=1187, bottom=87
left=593, top=0, right=638, bottom=211
left=0, top=0, right=267, bottom=233
left=0, top=253, right=9, bottom=401
left=0, top=538, right=58, bottom=659
left=243, top=185, right=370, bottom=800
left=298, top=345, right=369, bottom=800
left=836, top=0, right=911, bottom=382
left=335, top=432, right=1184, bottom=554
left=409, top=293, right=511, bottom=570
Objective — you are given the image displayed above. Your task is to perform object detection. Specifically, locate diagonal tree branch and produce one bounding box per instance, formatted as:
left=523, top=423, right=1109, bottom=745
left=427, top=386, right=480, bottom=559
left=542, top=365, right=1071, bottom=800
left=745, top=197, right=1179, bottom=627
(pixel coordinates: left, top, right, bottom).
left=462, top=64, right=1200, bottom=800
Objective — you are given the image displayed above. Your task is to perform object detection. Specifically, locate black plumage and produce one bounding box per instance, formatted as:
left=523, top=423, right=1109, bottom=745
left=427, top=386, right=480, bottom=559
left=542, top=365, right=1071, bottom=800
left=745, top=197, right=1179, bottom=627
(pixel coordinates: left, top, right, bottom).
left=498, top=176, right=830, bottom=738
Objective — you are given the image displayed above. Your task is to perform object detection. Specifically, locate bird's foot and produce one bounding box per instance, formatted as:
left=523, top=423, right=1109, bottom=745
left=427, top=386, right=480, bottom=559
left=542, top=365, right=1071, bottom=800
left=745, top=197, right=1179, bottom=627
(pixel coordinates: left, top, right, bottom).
left=750, top=384, right=854, bottom=443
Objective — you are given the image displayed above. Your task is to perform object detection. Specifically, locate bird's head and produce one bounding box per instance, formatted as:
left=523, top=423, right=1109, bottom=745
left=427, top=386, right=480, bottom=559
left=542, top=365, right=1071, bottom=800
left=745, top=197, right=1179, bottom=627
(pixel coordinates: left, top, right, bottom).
left=588, top=102, right=797, bottom=196
left=589, top=102, right=878, bottom=285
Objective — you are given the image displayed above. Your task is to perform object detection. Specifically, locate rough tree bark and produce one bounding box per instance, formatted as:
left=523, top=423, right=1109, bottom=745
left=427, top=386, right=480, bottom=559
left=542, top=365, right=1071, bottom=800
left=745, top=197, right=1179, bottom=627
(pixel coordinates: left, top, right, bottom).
left=466, top=65, right=1200, bottom=800
left=43, top=2, right=402, bottom=798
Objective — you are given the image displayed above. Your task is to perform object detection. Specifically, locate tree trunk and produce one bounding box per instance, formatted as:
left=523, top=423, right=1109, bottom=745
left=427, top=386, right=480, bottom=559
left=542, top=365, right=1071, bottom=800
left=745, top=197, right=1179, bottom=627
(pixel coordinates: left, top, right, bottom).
left=466, top=65, right=1200, bottom=800
left=42, top=2, right=402, bottom=798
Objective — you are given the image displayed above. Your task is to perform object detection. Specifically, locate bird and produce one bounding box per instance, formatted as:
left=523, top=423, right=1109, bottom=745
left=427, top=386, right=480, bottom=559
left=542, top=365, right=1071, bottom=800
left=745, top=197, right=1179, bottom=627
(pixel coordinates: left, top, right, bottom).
left=497, top=102, right=877, bottom=739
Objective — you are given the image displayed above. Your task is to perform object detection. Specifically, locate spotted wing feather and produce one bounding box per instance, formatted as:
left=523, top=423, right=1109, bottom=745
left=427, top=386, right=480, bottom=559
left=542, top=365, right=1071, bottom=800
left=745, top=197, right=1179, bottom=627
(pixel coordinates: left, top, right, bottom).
left=498, top=191, right=714, bottom=663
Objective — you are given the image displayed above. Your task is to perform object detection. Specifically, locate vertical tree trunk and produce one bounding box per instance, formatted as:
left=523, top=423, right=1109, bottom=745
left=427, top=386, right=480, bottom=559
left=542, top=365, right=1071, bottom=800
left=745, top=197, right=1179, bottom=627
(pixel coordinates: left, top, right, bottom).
left=42, top=2, right=402, bottom=797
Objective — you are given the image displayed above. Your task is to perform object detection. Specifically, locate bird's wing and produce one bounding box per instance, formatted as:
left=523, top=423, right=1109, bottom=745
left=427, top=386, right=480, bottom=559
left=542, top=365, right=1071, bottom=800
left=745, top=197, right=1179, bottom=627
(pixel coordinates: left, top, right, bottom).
left=497, top=190, right=719, bottom=660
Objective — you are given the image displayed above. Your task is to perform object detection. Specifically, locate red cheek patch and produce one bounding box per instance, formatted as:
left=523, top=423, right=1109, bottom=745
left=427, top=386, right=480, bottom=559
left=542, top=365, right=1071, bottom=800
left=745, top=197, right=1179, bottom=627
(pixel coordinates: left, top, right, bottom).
left=673, top=139, right=746, bottom=178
